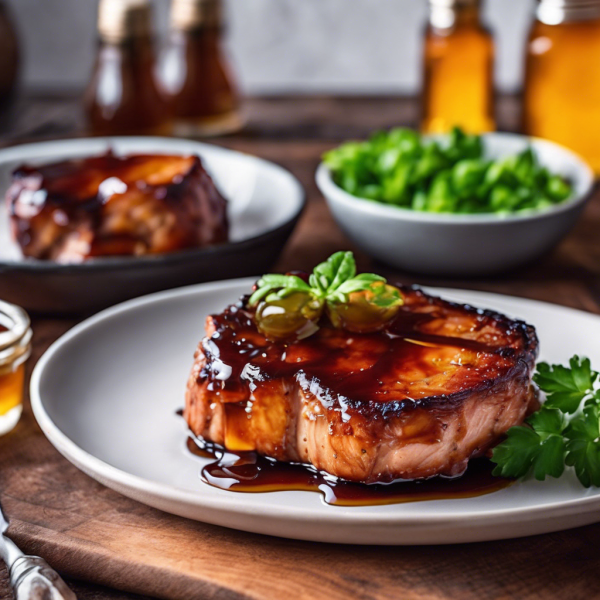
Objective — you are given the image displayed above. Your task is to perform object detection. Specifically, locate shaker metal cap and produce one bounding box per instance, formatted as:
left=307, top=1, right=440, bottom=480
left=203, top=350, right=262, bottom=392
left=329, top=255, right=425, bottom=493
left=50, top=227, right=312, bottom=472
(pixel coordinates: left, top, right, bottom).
left=537, top=0, right=600, bottom=23
left=98, top=0, right=153, bottom=43
left=171, top=0, right=222, bottom=31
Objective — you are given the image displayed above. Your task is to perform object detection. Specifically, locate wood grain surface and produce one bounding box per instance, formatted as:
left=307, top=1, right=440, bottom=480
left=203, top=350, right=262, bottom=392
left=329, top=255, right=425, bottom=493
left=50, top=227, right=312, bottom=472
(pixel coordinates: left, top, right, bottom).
left=1, top=95, right=600, bottom=600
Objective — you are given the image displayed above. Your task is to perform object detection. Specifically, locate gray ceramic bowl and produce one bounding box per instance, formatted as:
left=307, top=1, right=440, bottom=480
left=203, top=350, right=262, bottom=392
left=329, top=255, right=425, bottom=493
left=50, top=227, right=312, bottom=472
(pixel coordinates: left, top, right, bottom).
left=317, top=133, right=594, bottom=276
left=0, top=137, right=305, bottom=314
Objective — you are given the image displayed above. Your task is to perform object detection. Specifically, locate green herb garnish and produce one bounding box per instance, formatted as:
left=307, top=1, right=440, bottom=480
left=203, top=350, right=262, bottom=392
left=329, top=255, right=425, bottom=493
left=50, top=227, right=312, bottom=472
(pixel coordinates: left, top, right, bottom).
left=250, top=251, right=389, bottom=306
left=491, top=356, right=600, bottom=487
left=249, top=251, right=403, bottom=340
left=323, top=126, right=573, bottom=215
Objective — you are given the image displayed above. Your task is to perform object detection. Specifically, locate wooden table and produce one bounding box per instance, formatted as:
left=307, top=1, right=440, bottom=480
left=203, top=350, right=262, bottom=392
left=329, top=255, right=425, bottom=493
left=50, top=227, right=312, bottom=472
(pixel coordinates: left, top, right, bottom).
left=1, top=95, right=600, bottom=600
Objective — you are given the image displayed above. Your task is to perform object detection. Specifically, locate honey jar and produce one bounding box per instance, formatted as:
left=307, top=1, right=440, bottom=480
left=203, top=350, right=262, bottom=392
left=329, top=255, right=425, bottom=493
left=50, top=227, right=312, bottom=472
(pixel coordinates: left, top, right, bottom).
left=422, top=0, right=495, bottom=134
left=523, top=0, right=600, bottom=174
left=0, top=301, right=32, bottom=436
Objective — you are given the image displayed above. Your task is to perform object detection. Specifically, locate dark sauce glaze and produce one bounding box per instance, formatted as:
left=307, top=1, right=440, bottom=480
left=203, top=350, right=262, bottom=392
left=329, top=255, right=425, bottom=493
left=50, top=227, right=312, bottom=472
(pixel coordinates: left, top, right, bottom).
left=185, top=433, right=513, bottom=506
left=8, top=151, right=229, bottom=259
left=199, top=287, right=538, bottom=419
left=10, top=151, right=198, bottom=214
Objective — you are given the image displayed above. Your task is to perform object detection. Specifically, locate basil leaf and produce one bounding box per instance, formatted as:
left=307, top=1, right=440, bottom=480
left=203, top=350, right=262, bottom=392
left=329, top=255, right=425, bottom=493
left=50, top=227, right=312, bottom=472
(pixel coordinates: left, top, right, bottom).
left=336, top=278, right=380, bottom=295
left=327, top=252, right=357, bottom=291
left=248, top=275, right=311, bottom=306
left=310, top=251, right=356, bottom=294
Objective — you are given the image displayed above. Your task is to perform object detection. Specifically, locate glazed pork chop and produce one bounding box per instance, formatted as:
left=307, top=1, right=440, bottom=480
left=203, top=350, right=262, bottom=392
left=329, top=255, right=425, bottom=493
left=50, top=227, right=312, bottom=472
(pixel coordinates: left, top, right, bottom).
left=8, top=152, right=228, bottom=262
left=185, top=286, right=538, bottom=483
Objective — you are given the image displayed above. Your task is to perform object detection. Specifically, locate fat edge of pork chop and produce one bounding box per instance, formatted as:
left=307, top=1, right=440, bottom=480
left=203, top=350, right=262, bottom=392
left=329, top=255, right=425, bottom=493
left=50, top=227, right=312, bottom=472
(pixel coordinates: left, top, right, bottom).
left=184, top=287, right=539, bottom=483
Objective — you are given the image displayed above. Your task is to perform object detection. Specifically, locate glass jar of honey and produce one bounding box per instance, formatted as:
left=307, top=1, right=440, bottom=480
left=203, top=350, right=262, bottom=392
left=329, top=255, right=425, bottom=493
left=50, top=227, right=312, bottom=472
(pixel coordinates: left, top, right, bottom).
left=422, top=0, right=495, bottom=134
left=162, top=0, right=242, bottom=137
left=523, top=0, right=600, bottom=174
left=84, top=0, right=171, bottom=136
left=0, top=301, right=31, bottom=436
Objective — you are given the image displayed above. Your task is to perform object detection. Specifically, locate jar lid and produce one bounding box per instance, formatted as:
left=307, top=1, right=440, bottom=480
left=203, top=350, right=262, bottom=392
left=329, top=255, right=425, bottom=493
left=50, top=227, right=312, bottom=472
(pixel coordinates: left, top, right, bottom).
left=0, top=300, right=32, bottom=370
left=98, top=0, right=153, bottom=43
left=171, top=0, right=222, bottom=31
left=537, top=0, right=600, bottom=23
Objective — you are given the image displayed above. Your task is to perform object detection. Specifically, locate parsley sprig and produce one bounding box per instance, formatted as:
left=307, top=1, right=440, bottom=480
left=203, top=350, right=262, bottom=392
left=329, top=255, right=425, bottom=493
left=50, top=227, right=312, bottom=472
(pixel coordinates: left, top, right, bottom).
left=249, top=251, right=401, bottom=309
left=491, top=356, right=600, bottom=487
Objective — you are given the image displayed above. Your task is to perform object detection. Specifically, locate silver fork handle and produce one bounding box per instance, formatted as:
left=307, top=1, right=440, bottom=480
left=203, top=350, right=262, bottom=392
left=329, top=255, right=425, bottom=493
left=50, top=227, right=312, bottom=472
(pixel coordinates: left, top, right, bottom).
left=10, top=555, right=77, bottom=600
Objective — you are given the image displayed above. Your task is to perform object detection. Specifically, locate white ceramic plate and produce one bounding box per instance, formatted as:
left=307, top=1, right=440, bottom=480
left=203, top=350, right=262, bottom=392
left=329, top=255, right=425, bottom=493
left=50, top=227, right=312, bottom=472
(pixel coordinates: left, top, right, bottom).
left=31, top=279, right=600, bottom=545
left=0, top=137, right=304, bottom=312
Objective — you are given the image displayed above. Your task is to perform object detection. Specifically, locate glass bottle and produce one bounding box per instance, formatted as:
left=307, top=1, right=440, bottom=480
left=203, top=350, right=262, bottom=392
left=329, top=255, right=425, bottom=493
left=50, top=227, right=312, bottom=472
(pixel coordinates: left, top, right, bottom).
left=0, top=1, right=19, bottom=109
left=422, top=0, right=495, bottom=134
left=523, top=0, right=600, bottom=174
left=0, top=300, right=31, bottom=436
left=84, top=0, right=171, bottom=136
left=162, top=0, right=242, bottom=137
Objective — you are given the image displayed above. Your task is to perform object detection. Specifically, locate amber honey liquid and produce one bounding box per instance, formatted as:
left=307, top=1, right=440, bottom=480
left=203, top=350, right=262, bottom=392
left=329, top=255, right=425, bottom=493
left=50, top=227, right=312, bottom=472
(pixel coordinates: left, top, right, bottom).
left=85, top=37, right=171, bottom=136
left=0, top=362, right=24, bottom=427
left=164, top=28, right=241, bottom=136
left=422, top=6, right=495, bottom=134
left=523, top=19, right=600, bottom=174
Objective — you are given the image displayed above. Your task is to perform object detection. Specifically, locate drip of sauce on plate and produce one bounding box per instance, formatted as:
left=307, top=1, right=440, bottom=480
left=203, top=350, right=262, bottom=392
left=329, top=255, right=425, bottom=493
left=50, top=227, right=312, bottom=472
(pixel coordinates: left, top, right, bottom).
left=184, top=433, right=513, bottom=507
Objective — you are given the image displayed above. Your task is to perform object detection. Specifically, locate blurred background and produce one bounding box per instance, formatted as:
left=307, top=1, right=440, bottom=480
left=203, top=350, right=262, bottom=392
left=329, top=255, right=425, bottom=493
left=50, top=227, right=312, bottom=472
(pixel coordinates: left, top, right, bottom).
left=7, top=0, right=533, bottom=95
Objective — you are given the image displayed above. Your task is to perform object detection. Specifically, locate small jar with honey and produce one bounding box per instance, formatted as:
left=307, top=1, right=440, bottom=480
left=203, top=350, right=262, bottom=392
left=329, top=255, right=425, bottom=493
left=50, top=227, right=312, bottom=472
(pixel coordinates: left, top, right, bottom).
left=84, top=0, right=171, bottom=136
left=162, top=0, right=242, bottom=137
left=523, top=0, right=600, bottom=174
left=421, top=0, right=495, bottom=134
left=0, top=301, right=32, bottom=436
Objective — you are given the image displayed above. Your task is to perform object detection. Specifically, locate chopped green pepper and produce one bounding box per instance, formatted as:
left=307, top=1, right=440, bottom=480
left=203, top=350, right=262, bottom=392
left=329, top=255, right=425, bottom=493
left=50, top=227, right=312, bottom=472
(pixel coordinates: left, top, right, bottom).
left=323, top=127, right=573, bottom=215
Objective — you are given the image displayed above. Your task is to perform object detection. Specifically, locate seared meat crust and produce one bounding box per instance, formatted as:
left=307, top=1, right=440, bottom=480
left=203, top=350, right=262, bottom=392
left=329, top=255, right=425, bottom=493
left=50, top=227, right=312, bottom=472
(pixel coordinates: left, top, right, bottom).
left=185, top=287, right=538, bottom=483
left=8, top=152, right=228, bottom=261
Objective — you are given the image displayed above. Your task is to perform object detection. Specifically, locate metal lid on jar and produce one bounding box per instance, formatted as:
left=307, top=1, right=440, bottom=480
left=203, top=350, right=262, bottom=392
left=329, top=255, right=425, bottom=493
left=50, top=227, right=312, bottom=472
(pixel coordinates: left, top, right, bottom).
left=0, top=300, right=32, bottom=374
left=170, top=0, right=222, bottom=31
left=537, top=0, right=600, bottom=23
left=98, top=0, right=153, bottom=43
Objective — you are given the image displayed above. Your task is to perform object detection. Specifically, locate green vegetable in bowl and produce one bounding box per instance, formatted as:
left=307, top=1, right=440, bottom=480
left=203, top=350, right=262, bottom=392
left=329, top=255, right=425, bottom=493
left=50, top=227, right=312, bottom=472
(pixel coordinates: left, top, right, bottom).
left=323, top=127, right=573, bottom=215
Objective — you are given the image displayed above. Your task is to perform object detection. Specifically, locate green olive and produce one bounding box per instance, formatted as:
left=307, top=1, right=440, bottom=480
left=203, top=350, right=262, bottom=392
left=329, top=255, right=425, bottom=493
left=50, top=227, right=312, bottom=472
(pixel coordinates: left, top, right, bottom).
left=326, top=284, right=402, bottom=333
left=255, top=292, right=323, bottom=341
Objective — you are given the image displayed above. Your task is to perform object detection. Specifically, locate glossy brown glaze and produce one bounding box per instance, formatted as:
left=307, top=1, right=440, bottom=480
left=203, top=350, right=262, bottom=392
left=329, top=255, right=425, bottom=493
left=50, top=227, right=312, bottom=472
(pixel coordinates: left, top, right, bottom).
left=186, top=434, right=513, bottom=506
left=8, top=152, right=228, bottom=261
left=185, top=286, right=538, bottom=483
left=198, top=287, right=537, bottom=419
